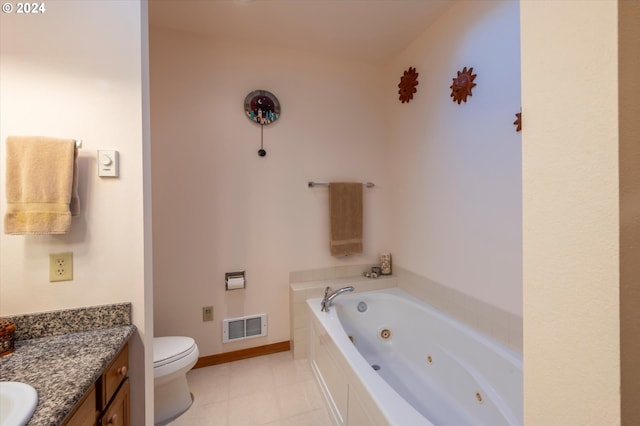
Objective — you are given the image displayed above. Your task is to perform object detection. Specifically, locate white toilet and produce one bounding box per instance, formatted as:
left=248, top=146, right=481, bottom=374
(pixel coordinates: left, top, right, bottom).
left=153, top=336, right=199, bottom=424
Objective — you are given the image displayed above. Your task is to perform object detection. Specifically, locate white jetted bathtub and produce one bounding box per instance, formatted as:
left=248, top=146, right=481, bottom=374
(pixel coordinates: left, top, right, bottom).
left=307, top=287, right=522, bottom=426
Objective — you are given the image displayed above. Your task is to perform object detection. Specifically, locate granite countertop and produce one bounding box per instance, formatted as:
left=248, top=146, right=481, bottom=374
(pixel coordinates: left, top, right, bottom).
left=0, top=303, right=136, bottom=426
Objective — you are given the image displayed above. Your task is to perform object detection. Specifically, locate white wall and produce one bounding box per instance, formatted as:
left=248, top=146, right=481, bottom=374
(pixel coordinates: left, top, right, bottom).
left=384, top=1, right=522, bottom=316
left=521, top=1, right=620, bottom=424
left=150, top=28, right=390, bottom=356
left=0, top=1, right=152, bottom=423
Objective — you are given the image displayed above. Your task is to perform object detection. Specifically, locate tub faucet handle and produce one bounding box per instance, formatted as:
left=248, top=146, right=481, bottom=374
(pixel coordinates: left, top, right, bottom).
left=321, top=286, right=332, bottom=312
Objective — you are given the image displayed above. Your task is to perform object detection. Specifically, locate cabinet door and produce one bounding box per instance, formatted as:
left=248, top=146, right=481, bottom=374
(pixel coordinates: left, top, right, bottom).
left=100, top=378, right=130, bottom=426
left=64, top=385, right=97, bottom=426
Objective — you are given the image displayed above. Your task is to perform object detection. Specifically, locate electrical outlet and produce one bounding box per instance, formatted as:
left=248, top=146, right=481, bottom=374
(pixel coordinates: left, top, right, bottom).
left=202, top=306, right=214, bottom=322
left=49, top=252, right=73, bottom=282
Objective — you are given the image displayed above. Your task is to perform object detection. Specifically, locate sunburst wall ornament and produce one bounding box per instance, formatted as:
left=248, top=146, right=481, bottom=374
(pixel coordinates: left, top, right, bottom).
left=398, top=67, right=419, bottom=103
left=449, top=66, right=477, bottom=104
left=514, top=110, right=522, bottom=132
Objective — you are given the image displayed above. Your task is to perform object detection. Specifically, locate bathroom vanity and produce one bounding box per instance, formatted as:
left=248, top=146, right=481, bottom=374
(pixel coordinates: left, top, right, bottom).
left=0, top=303, right=135, bottom=426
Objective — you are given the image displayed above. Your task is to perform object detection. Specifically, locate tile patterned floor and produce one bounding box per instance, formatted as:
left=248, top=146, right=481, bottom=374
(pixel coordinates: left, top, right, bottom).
left=169, top=351, right=333, bottom=426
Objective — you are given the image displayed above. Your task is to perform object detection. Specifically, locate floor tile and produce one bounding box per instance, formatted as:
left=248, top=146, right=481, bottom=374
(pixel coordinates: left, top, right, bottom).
left=228, top=390, right=281, bottom=426
left=167, top=351, right=332, bottom=426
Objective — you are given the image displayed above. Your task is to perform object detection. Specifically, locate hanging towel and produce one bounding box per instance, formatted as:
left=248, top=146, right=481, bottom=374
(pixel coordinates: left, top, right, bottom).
left=329, top=182, right=363, bottom=256
left=4, top=136, right=79, bottom=234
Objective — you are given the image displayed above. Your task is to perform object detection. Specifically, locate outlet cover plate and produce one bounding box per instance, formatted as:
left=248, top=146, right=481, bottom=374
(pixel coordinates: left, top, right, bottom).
left=202, top=306, right=214, bottom=322
left=49, top=252, right=73, bottom=282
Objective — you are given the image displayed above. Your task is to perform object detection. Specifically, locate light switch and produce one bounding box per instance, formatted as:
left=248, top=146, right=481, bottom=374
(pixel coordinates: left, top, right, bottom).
left=98, top=150, right=119, bottom=177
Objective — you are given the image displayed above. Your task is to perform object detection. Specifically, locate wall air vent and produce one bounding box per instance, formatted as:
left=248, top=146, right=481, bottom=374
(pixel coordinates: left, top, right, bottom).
left=222, top=313, right=267, bottom=343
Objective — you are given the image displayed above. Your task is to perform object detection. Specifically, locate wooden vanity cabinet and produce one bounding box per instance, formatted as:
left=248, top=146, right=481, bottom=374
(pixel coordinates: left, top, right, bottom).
left=64, top=344, right=130, bottom=426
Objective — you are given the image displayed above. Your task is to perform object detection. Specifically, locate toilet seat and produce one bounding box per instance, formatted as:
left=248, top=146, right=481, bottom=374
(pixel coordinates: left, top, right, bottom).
left=154, top=336, right=197, bottom=368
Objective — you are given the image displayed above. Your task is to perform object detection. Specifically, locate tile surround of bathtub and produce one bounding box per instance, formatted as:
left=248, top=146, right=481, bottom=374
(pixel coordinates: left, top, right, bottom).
left=289, top=265, right=522, bottom=357
left=7, top=303, right=132, bottom=340
left=289, top=264, right=376, bottom=283
left=394, top=267, right=522, bottom=354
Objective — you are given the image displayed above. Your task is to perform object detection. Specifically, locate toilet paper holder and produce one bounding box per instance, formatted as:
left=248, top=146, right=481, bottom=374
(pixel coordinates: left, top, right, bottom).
left=225, top=271, right=246, bottom=290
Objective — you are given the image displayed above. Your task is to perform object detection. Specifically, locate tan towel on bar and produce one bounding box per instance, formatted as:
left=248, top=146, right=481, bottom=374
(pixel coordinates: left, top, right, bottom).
left=329, top=182, right=363, bottom=256
left=4, top=136, right=79, bottom=234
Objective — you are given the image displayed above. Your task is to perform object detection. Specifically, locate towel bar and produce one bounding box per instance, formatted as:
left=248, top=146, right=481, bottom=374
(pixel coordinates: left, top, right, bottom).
left=308, top=181, right=374, bottom=188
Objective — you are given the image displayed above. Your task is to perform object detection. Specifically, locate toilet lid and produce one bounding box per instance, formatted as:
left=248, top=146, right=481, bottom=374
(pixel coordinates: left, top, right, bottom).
left=154, top=336, right=196, bottom=367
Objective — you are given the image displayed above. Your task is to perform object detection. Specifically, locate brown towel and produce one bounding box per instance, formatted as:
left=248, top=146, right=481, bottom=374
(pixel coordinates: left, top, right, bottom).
left=329, top=182, right=363, bottom=256
left=4, top=136, right=79, bottom=234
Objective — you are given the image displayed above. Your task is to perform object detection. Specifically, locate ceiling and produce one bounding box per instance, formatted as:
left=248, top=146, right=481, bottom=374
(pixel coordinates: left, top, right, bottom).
left=148, top=0, right=455, bottom=64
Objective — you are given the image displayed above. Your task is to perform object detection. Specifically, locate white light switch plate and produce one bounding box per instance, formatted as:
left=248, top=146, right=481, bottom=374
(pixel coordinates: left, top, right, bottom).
left=98, top=150, right=119, bottom=177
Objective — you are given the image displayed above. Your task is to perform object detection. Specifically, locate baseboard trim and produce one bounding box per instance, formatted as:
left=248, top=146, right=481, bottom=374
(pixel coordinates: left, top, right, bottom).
left=193, top=341, right=291, bottom=369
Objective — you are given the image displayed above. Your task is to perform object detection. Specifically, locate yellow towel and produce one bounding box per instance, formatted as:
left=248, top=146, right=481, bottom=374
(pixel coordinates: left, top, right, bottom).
left=329, top=182, right=363, bottom=256
left=4, top=136, right=79, bottom=234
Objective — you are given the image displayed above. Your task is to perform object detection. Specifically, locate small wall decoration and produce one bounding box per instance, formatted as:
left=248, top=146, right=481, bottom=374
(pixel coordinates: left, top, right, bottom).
left=449, top=66, right=477, bottom=104
left=514, top=110, right=522, bottom=132
left=398, top=67, right=419, bottom=103
left=243, top=90, right=281, bottom=157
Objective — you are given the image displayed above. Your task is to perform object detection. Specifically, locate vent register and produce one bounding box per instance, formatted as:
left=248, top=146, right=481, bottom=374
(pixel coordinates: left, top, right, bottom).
left=222, top=314, right=267, bottom=343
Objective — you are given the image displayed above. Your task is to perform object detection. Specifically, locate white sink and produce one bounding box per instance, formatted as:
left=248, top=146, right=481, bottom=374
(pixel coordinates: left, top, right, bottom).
left=0, top=382, right=37, bottom=426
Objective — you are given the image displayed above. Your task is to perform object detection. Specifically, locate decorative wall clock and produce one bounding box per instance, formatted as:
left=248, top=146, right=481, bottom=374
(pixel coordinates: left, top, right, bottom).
left=449, top=66, right=477, bottom=104
left=398, top=67, right=419, bottom=103
left=243, top=90, right=281, bottom=157
left=514, top=110, right=522, bottom=132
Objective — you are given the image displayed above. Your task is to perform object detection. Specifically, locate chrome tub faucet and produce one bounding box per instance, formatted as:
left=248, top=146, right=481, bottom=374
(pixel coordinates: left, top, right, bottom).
left=321, top=286, right=355, bottom=312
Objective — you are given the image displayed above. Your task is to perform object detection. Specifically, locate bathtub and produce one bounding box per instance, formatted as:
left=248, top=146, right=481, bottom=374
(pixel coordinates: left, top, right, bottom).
left=307, top=288, right=522, bottom=426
